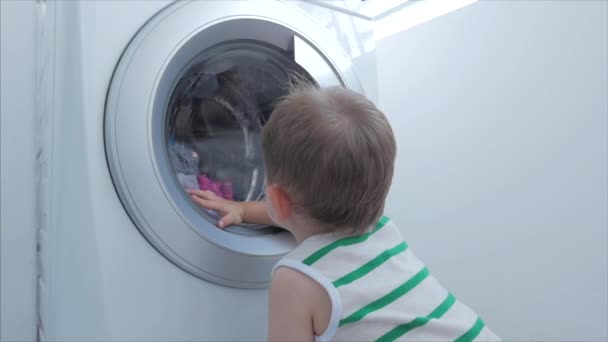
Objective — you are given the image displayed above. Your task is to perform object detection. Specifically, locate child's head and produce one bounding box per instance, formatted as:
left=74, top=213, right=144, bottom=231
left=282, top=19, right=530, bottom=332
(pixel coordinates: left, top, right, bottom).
left=262, top=82, right=396, bottom=235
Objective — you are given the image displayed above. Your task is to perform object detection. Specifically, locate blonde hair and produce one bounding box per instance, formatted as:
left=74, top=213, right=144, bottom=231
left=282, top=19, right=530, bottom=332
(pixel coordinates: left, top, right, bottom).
left=262, top=82, right=396, bottom=234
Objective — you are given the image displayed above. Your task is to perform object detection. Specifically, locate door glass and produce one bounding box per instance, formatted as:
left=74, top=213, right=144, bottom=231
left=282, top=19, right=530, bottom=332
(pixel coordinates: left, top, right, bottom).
left=165, top=41, right=315, bottom=235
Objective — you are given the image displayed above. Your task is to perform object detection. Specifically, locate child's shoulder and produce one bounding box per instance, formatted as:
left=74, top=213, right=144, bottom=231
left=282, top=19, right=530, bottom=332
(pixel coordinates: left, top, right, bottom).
left=271, top=265, right=322, bottom=298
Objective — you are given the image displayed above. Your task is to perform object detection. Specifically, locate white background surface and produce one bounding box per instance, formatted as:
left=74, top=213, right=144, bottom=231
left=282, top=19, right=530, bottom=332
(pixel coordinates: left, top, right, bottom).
left=1, top=1, right=37, bottom=341
left=378, top=1, right=607, bottom=340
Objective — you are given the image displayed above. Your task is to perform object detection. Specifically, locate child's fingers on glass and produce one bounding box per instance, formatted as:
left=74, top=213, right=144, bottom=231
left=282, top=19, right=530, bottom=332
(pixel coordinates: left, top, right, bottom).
left=220, top=212, right=242, bottom=228
left=188, top=189, right=217, bottom=200
left=190, top=195, right=222, bottom=211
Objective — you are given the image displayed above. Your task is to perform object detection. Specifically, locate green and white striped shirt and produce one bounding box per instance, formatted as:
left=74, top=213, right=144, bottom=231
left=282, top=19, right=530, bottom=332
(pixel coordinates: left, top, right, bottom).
left=273, top=216, right=501, bottom=342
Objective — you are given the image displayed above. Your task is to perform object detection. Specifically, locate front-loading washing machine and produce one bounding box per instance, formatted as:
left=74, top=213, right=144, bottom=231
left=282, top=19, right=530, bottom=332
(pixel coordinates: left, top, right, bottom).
left=37, top=1, right=376, bottom=340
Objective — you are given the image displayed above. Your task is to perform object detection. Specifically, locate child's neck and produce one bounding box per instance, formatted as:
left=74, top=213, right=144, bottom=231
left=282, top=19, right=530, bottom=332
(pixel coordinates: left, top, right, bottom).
left=284, top=218, right=328, bottom=243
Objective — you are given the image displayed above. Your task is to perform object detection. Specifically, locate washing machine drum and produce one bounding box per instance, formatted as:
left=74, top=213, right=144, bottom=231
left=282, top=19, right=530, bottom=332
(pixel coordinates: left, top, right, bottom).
left=105, top=1, right=362, bottom=288
left=168, top=43, right=307, bottom=208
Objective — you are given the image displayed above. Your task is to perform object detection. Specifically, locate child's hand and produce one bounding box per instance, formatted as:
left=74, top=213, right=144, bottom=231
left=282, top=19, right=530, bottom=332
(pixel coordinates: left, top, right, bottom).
left=187, top=190, right=244, bottom=228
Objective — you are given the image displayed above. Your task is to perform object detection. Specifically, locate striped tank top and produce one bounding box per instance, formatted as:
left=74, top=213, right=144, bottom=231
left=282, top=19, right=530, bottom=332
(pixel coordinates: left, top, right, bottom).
left=272, top=216, right=501, bottom=342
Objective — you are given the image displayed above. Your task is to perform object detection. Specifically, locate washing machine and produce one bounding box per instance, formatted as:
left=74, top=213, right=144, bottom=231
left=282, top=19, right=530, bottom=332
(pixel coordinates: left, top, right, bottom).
left=37, top=0, right=376, bottom=340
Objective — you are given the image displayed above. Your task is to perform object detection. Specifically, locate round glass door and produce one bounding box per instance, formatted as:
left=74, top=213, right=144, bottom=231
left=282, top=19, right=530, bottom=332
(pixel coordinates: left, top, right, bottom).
left=166, top=42, right=315, bottom=236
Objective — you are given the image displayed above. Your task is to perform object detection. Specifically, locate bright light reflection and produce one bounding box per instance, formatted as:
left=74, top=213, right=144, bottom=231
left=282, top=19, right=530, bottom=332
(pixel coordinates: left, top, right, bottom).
left=358, top=0, right=410, bottom=18
left=374, top=0, right=479, bottom=41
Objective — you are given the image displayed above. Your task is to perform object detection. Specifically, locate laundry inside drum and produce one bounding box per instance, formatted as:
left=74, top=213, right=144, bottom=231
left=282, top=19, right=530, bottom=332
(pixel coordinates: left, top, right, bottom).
left=165, top=41, right=315, bottom=236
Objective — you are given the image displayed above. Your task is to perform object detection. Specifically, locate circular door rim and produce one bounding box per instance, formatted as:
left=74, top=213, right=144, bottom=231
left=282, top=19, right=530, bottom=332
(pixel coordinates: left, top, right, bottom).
left=105, top=0, right=363, bottom=288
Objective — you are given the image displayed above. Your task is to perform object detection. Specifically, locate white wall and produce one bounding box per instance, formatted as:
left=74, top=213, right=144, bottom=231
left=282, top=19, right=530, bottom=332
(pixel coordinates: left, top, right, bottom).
left=378, top=1, right=607, bottom=341
left=0, top=1, right=38, bottom=341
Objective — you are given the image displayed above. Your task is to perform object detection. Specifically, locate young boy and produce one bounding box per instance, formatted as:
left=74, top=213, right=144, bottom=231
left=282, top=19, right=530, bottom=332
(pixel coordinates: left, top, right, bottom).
left=188, top=84, right=500, bottom=341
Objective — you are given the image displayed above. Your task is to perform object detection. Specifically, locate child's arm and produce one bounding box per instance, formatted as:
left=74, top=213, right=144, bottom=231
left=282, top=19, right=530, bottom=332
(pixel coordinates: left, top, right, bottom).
left=188, top=190, right=275, bottom=228
left=242, top=201, right=275, bottom=227
left=269, top=268, right=329, bottom=342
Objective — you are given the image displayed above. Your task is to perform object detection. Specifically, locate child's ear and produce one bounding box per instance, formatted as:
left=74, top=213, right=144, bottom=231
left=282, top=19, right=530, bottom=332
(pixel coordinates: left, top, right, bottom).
left=266, top=184, right=292, bottom=222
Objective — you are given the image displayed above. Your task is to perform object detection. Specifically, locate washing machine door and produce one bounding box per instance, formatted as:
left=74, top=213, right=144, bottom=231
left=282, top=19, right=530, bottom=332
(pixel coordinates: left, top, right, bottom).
left=105, top=0, right=363, bottom=288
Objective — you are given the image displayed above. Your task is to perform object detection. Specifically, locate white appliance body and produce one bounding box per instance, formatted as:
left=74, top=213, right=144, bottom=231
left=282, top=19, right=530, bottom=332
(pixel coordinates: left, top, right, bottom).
left=38, top=1, right=375, bottom=340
